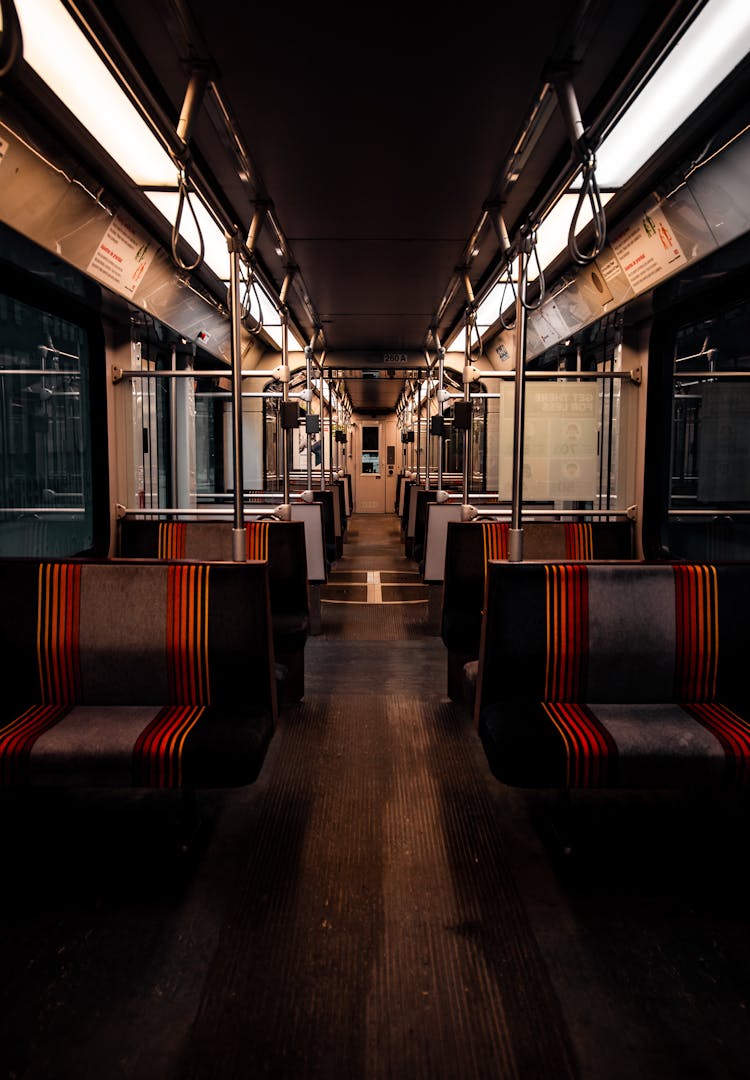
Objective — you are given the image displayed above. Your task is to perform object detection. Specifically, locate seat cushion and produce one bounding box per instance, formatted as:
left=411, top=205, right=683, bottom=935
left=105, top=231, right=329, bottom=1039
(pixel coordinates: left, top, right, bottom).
left=0, top=701, right=275, bottom=789
left=478, top=700, right=750, bottom=790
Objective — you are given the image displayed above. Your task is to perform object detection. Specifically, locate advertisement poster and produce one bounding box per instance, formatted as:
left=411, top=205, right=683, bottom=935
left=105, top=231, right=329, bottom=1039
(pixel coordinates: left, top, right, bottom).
left=499, top=382, right=598, bottom=501
left=87, top=213, right=155, bottom=297
left=609, top=204, right=686, bottom=293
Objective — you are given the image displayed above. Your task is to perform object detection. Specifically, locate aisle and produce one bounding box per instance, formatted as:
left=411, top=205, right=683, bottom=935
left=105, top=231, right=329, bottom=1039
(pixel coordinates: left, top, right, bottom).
left=178, top=511, right=578, bottom=1079
left=320, top=513, right=428, bottom=607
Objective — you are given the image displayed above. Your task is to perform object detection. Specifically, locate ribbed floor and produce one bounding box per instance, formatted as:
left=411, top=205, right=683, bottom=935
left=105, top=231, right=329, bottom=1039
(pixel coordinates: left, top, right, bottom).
left=319, top=603, right=431, bottom=640
left=179, top=692, right=576, bottom=1079
left=177, top=512, right=577, bottom=1077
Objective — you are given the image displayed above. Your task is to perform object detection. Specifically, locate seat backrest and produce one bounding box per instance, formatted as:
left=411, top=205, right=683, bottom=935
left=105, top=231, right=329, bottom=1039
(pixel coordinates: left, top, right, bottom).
left=311, top=490, right=337, bottom=565
left=1, top=558, right=277, bottom=711
left=423, top=501, right=463, bottom=583
left=118, top=518, right=309, bottom=611
left=442, top=519, right=635, bottom=649
left=475, top=560, right=750, bottom=714
left=289, top=502, right=327, bottom=583
left=412, top=489, right=438, bottom=564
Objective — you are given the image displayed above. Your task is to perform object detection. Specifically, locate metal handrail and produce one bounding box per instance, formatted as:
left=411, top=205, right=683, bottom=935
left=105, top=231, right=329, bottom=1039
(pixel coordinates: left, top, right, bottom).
left=0, top=506, right=86, bottom=514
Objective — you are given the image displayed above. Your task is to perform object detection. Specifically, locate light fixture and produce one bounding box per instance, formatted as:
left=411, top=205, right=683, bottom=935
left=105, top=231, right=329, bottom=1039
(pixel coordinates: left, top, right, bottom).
left=451, top=0, right=750, bottom=352
left=15, top=0, right=177, bottom=186
left=596, top=0, right=750, bottom=187
left=414, top=377, right=437, bottom=403
left=313, top=378, right=338, bottom=409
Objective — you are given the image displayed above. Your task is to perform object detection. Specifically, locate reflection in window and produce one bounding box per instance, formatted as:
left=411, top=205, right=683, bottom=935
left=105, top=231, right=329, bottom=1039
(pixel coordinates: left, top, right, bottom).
left=670, top=298, right=750, bottom=509
left=361, top=425, right=379, bottom=474
left=0, top=292, right=93, bottom=555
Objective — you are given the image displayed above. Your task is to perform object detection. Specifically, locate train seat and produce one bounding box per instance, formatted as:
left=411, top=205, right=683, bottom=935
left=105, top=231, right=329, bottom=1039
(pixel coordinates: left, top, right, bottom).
left=0, top=558, right=278, bottom=795
left=472, top=560, right=750, bottom=794
left=441, top=519, right=635, bottom=701
left=118, top=518, right=310, bottom=701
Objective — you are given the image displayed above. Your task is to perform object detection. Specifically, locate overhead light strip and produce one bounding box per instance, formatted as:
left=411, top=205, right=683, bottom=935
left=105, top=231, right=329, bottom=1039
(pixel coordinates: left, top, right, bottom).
left=15, top=0, right=177, bottom=186
left=593, top=0, right=750, bottom=187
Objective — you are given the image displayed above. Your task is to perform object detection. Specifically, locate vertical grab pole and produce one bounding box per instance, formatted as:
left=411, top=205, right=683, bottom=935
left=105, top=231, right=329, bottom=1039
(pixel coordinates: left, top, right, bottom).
left=436, top=340, right=445, bottom=495
left=328, top=370, right=335, bottom=485
left=318, top=352, right=327, bottom=490
left=462, top=272, right=476, bottom=506
left=169, top=342, right=178, bottom=506
left=278, top=272, right=293, bottom=508
left=228, top=235, right=246, bottom=560
left=332, top=378, right=339, bottom=480
left=304, top=340, right=314, bottom=491
left=416, top=376, right=422, bottom=485
left=423, top=349, right=432, bottom=491
left=509, top=247, right=529, bottom=562
left=280, top=311, right=290, bottom=506
left=460, top=270, right=479, bottom=505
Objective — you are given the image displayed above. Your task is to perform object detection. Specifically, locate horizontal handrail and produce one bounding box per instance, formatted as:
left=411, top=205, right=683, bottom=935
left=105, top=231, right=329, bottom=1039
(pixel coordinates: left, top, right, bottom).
left=667, top=509, right=750, bottom=517
left=0, top=506, right=86, bottom=514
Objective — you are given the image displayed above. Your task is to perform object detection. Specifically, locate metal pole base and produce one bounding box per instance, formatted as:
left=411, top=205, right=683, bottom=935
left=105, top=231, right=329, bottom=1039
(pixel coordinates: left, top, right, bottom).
left=232, top=528, right=247, bottom=562
left=509, top=527, right=524, bottom=562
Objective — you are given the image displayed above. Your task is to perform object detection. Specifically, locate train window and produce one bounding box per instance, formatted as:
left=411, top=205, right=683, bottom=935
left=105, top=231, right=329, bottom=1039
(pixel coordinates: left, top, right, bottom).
left=661, top=293, right=750, bottom=560
left=670, top=297, right=750, bottom=509
left=195, top=379, right=224, bottom=496
left=0, top=290, right=95, bottom=556
left=361, top=425, right=379, bottom=474
left=491, top=312, right=636, bottom=513
left=440, top=394, right=488, bottom=488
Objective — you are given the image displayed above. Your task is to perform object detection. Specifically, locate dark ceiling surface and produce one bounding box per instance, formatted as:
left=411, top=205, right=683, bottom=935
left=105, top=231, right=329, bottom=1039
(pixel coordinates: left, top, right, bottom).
left=85, top=0, right=686, bottom=411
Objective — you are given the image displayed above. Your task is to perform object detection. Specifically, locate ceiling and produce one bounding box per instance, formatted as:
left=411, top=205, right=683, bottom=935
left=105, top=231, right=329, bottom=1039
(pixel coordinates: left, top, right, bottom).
left=55, top=1, right=699, bottom=411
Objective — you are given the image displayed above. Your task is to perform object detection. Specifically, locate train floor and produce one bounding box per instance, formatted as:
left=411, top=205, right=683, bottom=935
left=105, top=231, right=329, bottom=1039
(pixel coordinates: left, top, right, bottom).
left=1, top=512, right=750, bottom=1079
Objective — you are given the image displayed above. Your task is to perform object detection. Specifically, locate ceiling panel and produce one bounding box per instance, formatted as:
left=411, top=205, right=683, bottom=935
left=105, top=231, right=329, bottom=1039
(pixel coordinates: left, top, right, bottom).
left=75, top=0, right=685, bottom=411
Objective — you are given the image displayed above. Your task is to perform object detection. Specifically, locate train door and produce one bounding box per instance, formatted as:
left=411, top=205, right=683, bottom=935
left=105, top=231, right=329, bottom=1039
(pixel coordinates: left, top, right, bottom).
left=356, top=421, right=385, bottom=512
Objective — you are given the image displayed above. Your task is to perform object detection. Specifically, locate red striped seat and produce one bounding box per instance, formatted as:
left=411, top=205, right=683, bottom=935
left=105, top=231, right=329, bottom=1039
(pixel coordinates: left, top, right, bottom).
left=0, top=559, right=277, bottom=790
left=474, top=561, right=750, bottom=791
left=441, top=519, right=635, bottom=702
left=118, top=518, right=310, bottom=701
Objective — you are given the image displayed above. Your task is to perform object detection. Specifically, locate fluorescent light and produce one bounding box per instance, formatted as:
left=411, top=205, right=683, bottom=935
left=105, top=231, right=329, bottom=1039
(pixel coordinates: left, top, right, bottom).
left=313, top=378, right=338, bottom=408
left=247, top=282, right=304, bottom=351
left=147, top=195, right=300, bottom=351
left=448, top=289, right=501, bottom=354
left=452, top=0, right=750, bottom=351
left=415, top=377, right=437, bottom=402
left=16, top=0, right=177, bottom=186
left=17, top=0, right=297, bottom=353
left=452, top=188, right=615, bottom=349
left=146, top=190, right=230, bottom=280
left=252, top=283, right=284, bottom=350
left=596, top=0, right=750, bottom=187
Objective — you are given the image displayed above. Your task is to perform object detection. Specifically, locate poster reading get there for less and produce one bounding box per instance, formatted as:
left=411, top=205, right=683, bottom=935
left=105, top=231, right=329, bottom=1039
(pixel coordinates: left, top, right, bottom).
left=499, top=383, right=598, bottom=502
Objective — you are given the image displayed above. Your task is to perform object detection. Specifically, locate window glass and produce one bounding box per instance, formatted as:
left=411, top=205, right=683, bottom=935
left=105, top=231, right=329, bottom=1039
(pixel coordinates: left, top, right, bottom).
left=670, top=297, right=750, bottom=509
left=0, top=292, right=94, bottom=554
left=361, top=425, right=379, bottom=473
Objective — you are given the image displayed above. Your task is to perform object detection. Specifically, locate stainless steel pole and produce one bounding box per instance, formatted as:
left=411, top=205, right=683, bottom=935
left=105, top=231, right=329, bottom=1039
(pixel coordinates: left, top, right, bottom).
left=437, top=342, right=445, bottom=493
left=509, top=251, right=528, bottom=562
left=228, top=236, right=246, bottom=560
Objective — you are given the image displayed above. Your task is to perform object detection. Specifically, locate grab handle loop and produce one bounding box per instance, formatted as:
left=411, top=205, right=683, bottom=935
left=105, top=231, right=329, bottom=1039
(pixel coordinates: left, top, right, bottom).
left=519, top=224, right=545, bottom=313
left=568, top=147, right=607, bottom=265
left=554, top=75, right=607, bottom=265
left=498, top=264, right=517, bottom=331
left=171, top=168, right=205, bottom=272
